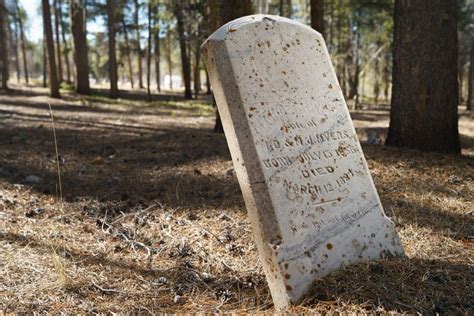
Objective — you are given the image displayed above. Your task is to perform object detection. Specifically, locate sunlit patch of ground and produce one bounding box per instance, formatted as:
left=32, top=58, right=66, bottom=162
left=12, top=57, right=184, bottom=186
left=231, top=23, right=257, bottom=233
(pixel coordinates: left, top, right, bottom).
left=0, top=86, right=472, bottom=313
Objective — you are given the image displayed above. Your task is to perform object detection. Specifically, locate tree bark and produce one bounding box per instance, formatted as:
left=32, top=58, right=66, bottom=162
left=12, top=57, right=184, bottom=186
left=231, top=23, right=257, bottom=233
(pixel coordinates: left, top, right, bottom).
left=134, top=0, right=143, bottom=89
left=70, top=0, right=90, bottom=94
left=386, top=0, right=459, bottom=153
left=58, top=0, right=71, bottom=83
left=106, top=0, right=119, bottom=98
left=53, top=0, right=63, bottom=83
left=310, top=0, right=324, bottom=37
left=174, top=2, right=192, bottom=99
left=0, top=0, right=8, bottom=90
left=16, top=0, right=29, bottom=83
left=121, top=15, right=134, bottom=88
left=42, top=0, right=61, bottom=98
left=468, top=41, right=473, bottom=111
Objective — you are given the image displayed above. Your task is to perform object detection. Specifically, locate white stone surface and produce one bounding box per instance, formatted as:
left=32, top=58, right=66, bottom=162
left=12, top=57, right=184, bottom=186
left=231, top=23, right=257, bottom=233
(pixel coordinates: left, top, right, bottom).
left=202, top=15, right=404, bottom=309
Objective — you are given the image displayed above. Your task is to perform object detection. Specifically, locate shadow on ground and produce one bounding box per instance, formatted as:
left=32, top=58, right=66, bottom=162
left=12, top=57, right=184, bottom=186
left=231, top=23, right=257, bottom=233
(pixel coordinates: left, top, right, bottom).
left=0, top=88, right=473, bottom=314
left=1, top=230, right=472, bottom=314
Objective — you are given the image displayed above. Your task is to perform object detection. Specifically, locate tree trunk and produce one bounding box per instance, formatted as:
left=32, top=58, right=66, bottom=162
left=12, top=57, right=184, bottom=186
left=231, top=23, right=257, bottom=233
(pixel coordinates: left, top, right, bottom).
left=70, top=0, right=90, bottom=94
left=42, top=0, right=61, bottom=98
left=193, top=40, right=201, bottom=99
left=468, top=41, right=473, bottom=111
left=386, top=0, right=459, bottom=153
left=43, top=36, right=47, bottom=87
left=58, top=0, right=71, bottom=83
left=106, top=0, right=119, bottom=98
left=134, top=0, right=143, bottom=89
left=122, top=15, right=134, bottom=88
left=174, top=2, right=192, bottom=99
left=53, top=0, right=63, bottom=83
left=153, top=2, right=160, bottom=92
left=16, top=1, right=29, bottom=83
left=458, top=64, right=463, bottom=103
left=285, top=0, right=292, bottom=18
left=205, top=69, right=211, bottom=94
left=310, top=0, right=324, bottom=37
left=373, top=56, right=380, bottom=104
left=146, top=0, right=151, bottom=102
left=193, top=25, right=201, bottom=99
left=165, top=27, right=172, bottom=90
left=348, top=12, right=360, bottom=103
left=210, top=0, right=252, bottom=132
left=382, top=49, right=390, bottom=100
left=327, top=0, right=334, bottom=50
left=0, top=0, right=8, bottom=90
left=12, top=16, right=20, bottom=82
left=279, top=0, right=283, bottom=16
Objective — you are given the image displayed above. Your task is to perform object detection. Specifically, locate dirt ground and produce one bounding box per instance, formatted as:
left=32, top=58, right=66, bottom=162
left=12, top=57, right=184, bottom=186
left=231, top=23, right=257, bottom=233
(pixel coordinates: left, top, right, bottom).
left=0, top=85, right=473, bottom=314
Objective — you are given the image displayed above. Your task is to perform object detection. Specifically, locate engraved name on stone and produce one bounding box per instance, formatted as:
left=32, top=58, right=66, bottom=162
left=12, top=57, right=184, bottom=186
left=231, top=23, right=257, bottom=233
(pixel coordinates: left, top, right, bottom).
left=202, top=15, right=404, bottom=309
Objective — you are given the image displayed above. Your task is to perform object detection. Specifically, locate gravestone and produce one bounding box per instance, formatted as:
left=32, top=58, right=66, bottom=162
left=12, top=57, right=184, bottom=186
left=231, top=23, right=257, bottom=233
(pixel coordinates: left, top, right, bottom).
left=202, top=15, right=404, bottom=309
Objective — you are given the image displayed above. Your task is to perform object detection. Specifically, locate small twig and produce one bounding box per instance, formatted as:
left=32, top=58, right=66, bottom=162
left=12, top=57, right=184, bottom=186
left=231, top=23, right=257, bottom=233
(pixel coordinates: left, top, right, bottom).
left=48, top=103, right=63, bottom=201
left=91, top=280, right=123, bottom=293
left=175, top=176, right=182, bottom=205
left=101, top=208, right=109, bottom=233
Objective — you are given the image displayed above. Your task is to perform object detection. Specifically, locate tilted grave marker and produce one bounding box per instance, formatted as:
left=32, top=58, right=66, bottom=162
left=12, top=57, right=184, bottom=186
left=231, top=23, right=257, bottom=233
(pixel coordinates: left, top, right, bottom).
left=202, top=15, right=404, bottom=309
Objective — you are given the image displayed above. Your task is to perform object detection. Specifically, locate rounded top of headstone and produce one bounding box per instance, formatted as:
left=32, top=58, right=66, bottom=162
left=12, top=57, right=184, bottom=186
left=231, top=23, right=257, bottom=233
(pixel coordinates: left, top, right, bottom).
left=202, top=14, right=321, bottom=47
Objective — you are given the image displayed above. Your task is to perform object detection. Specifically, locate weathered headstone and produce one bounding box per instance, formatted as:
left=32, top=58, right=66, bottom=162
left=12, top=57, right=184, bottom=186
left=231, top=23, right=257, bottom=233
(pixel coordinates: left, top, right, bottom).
left=202, top=15, right=404, bottom=309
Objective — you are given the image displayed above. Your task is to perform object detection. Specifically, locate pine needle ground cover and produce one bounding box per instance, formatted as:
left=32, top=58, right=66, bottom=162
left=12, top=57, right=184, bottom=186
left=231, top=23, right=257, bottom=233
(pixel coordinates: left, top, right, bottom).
left=0, top=87, right=472, bottom=314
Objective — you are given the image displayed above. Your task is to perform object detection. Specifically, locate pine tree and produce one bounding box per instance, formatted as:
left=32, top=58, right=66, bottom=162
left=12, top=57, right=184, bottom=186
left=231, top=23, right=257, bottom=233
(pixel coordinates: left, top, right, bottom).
left=42, top=0, right=61, bottom=98
left=386, top=0, right=460, bottom=153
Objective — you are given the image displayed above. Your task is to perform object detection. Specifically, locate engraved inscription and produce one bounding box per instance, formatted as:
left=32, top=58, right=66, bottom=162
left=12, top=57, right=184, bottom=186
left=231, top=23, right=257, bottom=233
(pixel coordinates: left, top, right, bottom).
left=203, top=15, right=404, bottom=309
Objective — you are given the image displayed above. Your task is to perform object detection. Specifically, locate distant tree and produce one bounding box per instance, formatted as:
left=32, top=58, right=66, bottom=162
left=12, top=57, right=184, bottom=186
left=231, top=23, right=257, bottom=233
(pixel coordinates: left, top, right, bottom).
left=42, top=34, right=47, bottom=87
left=386, top=0, right=459, bottom=153
left=468, top=42, right=473, bottom=111
left=459, top=0, right=474, bottom=111
left=58, top=0, right=71, bottom=83
left=15, top=0, right=29, bottom=83
left=42, top=0, right=61, bottom=98
left=134, top=0, right=144, bottom=88
left=10, top=11, right=20, bottom=82
left=0, top=0, right=8, bottom=90
left=53, top=0, right=63, bottom=83
left=121, top=0, right=134, bottom=88
left=193, top=23, right=201, bottom=99
left=279, top=0, right=292, bottom=17
left=153, top=0, right=160, bottom=92
left=164, top=24, right=173, bottom=90
left=310, top=0, right=324, bottom=36
left=146, top=0, right=152, bottom=101
left=70, top=0, right=90, bottom=94
left=174, top=1, right=192, bottom=99
left=106, top=0, right=119, bottom=98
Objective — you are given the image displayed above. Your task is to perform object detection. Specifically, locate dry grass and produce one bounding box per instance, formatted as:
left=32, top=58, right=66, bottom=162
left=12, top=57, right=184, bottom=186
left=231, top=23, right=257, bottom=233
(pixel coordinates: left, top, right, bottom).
left=0, top=86, right=472, bottom=314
